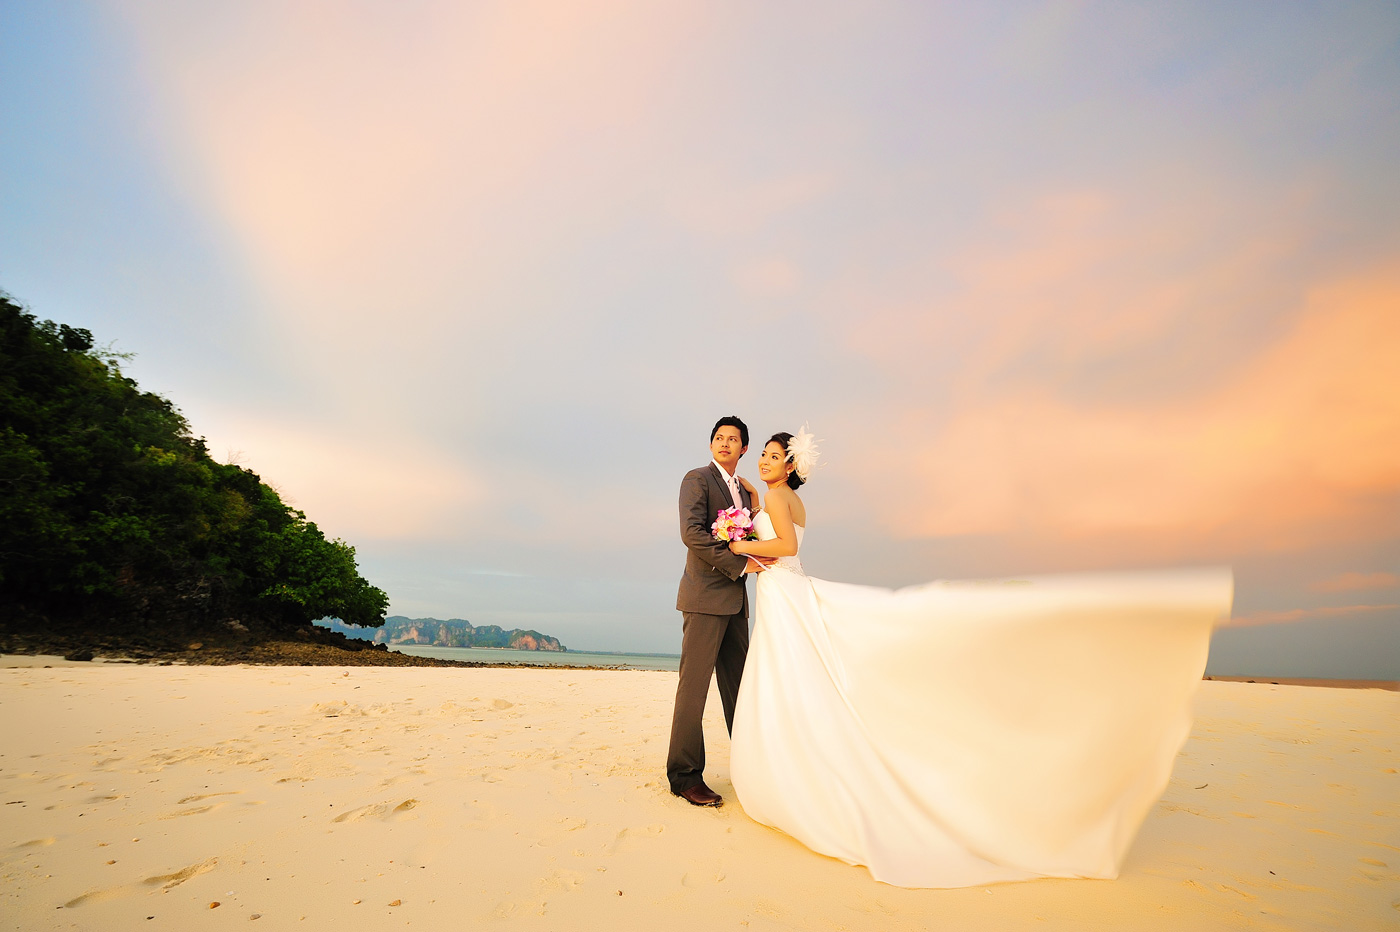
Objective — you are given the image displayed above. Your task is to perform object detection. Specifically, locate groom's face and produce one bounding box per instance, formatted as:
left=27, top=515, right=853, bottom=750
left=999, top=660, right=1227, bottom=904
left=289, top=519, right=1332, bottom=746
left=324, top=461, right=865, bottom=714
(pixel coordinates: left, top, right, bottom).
left=711, top=426, right=746, bottom=469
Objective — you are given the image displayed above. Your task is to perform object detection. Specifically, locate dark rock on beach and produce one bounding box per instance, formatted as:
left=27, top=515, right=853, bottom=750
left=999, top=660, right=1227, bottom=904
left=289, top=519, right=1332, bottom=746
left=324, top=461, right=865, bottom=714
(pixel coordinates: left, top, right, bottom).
left=0, top=615, right=488, bottom=668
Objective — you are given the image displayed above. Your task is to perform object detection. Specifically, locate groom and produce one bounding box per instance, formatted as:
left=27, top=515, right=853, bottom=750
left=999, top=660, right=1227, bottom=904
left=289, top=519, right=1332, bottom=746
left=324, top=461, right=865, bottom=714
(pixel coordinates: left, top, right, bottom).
left=667, top=415, right=772, bottom=807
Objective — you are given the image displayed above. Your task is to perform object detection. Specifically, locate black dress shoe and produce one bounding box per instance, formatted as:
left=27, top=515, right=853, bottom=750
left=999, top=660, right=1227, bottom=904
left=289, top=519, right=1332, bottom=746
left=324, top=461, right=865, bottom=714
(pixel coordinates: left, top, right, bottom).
left=675, top=782, right=723, bottom=807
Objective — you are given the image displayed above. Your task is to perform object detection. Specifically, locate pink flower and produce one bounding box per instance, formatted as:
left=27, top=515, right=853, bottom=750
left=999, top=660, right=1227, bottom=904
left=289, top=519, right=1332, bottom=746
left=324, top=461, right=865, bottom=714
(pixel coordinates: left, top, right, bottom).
left=712, top=506, right=756, bottom=542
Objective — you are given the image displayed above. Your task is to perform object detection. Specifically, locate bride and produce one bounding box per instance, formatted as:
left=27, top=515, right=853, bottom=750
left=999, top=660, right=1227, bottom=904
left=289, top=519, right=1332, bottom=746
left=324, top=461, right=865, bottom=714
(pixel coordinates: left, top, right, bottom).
left=725, top=428, right=1232, bottom=888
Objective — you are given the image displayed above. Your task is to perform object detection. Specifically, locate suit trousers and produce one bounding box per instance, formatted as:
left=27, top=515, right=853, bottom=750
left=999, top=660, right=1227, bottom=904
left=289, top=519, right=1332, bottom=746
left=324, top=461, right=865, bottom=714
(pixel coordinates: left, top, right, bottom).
left=666, top=608, right=750, bottom=794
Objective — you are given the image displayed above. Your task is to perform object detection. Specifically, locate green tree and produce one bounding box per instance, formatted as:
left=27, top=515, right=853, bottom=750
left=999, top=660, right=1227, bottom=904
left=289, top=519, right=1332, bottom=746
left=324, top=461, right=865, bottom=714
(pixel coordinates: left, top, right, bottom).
left=0, top=293, right=387, bottom=639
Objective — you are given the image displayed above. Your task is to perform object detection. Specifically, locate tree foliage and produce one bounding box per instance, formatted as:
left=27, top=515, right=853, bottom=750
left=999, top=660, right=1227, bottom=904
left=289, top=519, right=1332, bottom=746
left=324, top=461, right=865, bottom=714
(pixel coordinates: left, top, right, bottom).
left=0, top=294, right=387, bottom=636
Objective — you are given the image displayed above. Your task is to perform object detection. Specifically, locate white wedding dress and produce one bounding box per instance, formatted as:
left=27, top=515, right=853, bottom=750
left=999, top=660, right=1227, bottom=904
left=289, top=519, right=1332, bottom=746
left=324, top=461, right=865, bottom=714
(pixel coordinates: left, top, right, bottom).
left=730, top=510, right=1232, bottom=888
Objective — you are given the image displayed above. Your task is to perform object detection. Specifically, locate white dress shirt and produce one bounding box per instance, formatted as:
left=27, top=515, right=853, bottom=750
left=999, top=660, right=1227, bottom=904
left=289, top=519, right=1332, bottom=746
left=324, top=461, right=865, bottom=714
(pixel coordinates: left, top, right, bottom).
left=712, top=459, right=759, bottom=575
left=712, top=459, right=742, bottom=509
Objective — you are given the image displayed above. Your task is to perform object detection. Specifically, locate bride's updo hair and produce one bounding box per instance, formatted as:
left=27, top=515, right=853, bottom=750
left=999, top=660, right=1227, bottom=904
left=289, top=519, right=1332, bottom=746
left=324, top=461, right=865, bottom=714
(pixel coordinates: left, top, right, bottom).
left=767, top=432, right=805, bottom=490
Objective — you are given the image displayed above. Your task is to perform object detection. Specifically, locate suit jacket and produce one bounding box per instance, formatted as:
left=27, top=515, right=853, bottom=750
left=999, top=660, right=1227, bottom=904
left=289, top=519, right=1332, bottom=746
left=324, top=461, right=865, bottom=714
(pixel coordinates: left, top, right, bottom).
left=676, top=463, right=752, bottom=616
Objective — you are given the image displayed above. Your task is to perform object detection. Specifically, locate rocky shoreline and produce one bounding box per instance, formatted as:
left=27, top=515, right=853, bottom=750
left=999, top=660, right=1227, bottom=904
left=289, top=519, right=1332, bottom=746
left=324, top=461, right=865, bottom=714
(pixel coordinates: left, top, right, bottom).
left=0, top=623, right=647, bottom=671
left=0, top=622, right=477, bottom=668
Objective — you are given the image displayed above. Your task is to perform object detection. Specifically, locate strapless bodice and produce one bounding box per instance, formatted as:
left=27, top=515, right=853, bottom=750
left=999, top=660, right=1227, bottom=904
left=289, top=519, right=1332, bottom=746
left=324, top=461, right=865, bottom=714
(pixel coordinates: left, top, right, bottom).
left=753, top=510, right=805, bottom=575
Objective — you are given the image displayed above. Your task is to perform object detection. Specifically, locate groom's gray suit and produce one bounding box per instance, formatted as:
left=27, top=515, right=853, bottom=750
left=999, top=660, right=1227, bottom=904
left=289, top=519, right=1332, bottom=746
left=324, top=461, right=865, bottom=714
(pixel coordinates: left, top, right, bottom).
left=667, top=463, right=753, bottom=795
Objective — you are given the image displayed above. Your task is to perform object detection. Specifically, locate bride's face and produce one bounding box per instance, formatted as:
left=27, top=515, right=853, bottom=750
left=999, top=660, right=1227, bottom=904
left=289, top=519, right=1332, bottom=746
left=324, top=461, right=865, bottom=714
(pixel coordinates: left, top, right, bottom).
left=757, top=442, right=795, bottom=485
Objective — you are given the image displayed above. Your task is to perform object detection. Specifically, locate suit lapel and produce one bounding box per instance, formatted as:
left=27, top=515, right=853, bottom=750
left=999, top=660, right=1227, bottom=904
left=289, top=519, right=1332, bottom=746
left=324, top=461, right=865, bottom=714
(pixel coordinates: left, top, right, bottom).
left=708, top=462, right=743, bottom=511
left=708, top=463, right=728, bottom=511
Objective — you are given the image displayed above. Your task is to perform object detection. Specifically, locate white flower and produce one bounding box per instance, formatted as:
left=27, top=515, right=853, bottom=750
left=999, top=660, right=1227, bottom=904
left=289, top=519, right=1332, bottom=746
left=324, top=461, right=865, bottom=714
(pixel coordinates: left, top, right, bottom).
left=787, top=425, right=821, bottom=481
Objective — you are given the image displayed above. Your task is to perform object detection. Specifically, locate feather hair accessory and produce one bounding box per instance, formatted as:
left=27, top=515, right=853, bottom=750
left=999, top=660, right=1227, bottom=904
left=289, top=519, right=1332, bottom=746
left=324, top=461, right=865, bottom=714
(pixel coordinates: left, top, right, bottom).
left=787, top=425, right=821, bottom=481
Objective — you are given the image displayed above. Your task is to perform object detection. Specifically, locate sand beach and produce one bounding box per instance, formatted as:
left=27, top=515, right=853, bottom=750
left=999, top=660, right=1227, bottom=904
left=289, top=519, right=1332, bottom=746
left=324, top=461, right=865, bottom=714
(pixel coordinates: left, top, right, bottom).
left=2, top=659, right=1396, bottom=931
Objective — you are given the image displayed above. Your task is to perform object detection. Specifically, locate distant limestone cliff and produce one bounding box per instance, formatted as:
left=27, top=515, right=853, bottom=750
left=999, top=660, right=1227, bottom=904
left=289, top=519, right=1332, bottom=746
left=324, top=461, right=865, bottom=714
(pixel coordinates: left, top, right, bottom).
left=318, top=616, right=566, bottom=652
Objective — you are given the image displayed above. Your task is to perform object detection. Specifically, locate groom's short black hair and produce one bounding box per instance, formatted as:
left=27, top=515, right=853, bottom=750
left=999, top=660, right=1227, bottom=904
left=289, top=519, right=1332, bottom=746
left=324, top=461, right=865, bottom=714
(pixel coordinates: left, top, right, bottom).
left=710, top=416, right=749, bottom=448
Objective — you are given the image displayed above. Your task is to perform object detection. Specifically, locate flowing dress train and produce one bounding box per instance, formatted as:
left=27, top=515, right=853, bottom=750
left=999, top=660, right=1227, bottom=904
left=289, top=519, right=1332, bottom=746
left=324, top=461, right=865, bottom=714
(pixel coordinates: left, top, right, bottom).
left=729, top=511, right=1231, bottom=888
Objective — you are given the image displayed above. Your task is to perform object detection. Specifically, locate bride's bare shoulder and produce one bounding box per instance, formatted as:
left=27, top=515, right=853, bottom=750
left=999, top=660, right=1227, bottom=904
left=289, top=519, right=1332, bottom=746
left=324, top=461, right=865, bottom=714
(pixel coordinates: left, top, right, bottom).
left=788, top=489, right=807, bottom=526
left=768, top=485, right=804, bottom=516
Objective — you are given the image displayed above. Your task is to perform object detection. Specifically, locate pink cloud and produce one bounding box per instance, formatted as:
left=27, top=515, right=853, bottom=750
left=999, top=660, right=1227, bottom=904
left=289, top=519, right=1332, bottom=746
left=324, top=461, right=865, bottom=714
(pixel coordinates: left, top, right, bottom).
left=870, top=242, right=1400, bottom=561
left=199, top=412, right=481, bottom=542
left=116, top=1, right=695, bottom=364
left=1310, top=572, right=1400, bottom=593
left=106, top=4, right=1400, bottom=578
left=1223, top=603, right=1399, bottom=629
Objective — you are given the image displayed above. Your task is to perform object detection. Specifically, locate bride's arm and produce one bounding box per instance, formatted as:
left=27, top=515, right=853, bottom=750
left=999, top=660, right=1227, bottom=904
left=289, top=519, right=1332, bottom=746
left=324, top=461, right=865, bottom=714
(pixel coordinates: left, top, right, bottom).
left=730, top=492, right=799, bottom=558
left=737, top=476, right=761, bottom=514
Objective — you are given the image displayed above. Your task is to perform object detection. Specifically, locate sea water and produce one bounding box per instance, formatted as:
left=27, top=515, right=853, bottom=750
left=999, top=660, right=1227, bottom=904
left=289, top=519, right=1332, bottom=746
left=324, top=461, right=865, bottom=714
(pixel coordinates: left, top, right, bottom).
left=389, top=644, right=680, bottom=672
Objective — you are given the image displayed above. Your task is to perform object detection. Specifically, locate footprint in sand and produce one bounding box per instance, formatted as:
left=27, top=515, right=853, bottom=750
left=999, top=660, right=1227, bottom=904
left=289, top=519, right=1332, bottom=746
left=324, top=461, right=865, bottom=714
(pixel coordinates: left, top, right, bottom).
left=1265, top=799, right=1319, bottom=812
left=1359, top=857, right=1399, bottom=882
left=492, top=699, right=515, bottom=710
left=62, top=887, right=127, bottom=908
left=681, top=867, right=727, bottom=887
left=490, top=897, right=547, bottom=918
left=609, top=824, right=666, bottom=853
left=143, top=858, right=219, bottom=890
left=63, top=858, right=218, bottom=907
left=177, top=791, right=241, bottom=804
left=16, top=837, right=56, bottom=848
left=533, top=817, right=589, bottom=847
left=161, top=804, right=217, bottom=819
left=540, top=869, right=585, bottom=891
left=331, top=799, right=419, bottom=823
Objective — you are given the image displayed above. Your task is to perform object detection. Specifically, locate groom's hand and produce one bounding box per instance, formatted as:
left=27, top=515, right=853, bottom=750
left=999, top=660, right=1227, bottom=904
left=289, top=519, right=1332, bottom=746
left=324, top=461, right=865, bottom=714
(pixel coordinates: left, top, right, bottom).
left=745, top=556, right=775, bottom=574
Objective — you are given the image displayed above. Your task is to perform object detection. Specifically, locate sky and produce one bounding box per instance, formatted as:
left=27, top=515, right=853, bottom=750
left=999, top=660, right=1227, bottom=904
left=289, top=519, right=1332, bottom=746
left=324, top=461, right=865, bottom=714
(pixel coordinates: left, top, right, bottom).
left=2, top=1, right=1397, bottom=675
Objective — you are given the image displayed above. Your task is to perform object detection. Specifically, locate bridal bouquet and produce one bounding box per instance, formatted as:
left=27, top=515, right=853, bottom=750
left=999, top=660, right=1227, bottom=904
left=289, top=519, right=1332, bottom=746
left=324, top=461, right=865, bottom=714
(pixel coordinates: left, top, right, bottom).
left=712, top=506, right=758, bottom=542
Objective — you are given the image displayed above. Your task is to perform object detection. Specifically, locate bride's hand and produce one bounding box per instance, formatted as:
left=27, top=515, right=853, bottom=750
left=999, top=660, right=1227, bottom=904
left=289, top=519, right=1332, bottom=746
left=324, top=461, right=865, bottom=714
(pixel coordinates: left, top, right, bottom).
left=729, top=540, right=750, bottom=555
left=738, top=476, right=759, bottom=500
